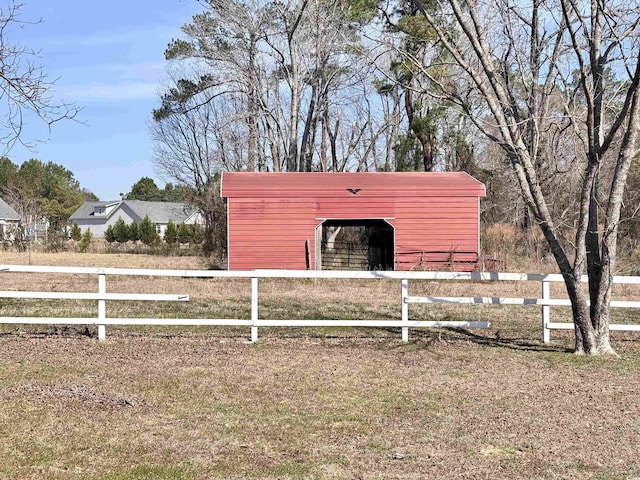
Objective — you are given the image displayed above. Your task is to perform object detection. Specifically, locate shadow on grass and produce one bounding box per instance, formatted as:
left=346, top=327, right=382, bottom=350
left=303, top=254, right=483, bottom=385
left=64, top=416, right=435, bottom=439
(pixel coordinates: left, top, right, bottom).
left=404, top=327, right=572, bottom=353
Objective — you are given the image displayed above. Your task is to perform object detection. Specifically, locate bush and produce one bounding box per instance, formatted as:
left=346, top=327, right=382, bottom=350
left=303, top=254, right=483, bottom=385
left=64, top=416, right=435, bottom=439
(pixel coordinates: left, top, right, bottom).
left=70, top=223, right=82, bottom=241
left=104, top=225, right=116, bottom=243
left=44, top=226, right=68, bottom=253
left=191, top=223, right=204, bottom=245
left=79, top=229, right=92, bottom=253
left=139, top=215, right=159, bottom=245
left=113, top=218, right=130, bottom=243
left=164, top=221, right=177, bottom=245
left=178, top=223, right=191, bottom=244
left=128, top=222, right=140, bottom=242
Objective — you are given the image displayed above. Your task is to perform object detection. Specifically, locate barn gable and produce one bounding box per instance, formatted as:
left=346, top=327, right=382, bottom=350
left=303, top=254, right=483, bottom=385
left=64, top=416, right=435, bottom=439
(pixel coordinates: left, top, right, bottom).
left=221, top=172, right=486, bottom=271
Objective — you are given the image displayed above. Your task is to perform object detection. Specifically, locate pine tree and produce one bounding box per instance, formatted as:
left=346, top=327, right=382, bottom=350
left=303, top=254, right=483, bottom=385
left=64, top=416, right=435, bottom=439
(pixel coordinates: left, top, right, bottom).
left=178, top=223, right=191, bottom=244
left=139, top=215, right=158, bottom=245
left=70, top=223, right=82, bottom=241
left=79, top=229, right=92, bottom=253
left=128, top=222, right=140, bottom=242
left=104, top=225, right=116, bottom=243
left=113, top=218, right=130, bottom=243
left=164, top=221, right=177, bottom=245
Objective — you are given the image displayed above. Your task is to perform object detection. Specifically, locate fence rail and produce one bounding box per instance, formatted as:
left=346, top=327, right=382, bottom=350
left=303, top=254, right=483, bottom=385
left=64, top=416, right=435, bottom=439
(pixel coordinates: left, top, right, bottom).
left=2, top=265, right=640, bottom=342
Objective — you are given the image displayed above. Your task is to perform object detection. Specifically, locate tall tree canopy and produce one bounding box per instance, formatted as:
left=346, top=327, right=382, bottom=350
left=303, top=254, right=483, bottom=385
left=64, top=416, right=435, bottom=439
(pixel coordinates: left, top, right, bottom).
left=1, top=158, right=86, bottom=232
left=153, top=0, right=392, bottom=175
left=125, top=177, right=190, bottom=202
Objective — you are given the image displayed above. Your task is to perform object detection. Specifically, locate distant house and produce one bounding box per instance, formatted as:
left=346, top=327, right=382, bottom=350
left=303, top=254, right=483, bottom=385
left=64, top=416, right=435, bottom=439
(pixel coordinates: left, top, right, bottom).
left=0, top=197, right=21, bottom=238
left=69, top=200, right=202, bottom=238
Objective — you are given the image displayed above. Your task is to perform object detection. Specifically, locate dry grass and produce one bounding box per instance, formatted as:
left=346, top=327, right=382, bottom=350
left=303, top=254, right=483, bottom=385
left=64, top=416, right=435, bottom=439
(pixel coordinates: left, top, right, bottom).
left=2, top=336, right=640, bottom=479
left=1, top=253, right=640, bottom=479
left=1, top=251, right=208, bottom=269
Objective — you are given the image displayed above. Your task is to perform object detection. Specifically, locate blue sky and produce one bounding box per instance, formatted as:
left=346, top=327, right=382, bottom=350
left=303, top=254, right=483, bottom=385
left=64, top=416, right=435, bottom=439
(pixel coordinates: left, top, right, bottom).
left=8, top=0, right=202, bottom=201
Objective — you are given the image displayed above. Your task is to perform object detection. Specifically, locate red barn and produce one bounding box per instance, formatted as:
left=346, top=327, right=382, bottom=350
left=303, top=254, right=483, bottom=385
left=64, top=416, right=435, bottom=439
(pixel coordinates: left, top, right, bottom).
left=221, top=172, right=486, bottom=271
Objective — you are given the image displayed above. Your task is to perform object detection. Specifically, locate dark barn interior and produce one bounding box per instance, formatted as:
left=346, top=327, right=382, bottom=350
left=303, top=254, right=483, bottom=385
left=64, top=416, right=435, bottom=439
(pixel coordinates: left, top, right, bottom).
left=319, top=219, right=394, bottom=270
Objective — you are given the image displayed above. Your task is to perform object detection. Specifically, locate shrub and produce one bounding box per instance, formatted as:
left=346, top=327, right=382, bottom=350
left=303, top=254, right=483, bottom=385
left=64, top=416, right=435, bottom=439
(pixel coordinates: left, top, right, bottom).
left=128, top=222, right=140, bottom=242
left=164, top=221, right=177, bottom=245
left=70, top=223, right=82, bottom=241
left=113, top=218, right=130, bottom=243
left=44, top=226, right=68, bottom=253
left=191, top=223, right=204, bottom=245
left=178, top=223, right=191, bottom=244
left=139, top=215, right=159, bottom=245
left=104, top=225, right=116, bottom=243
left=79, top=229, right=92, bottom=253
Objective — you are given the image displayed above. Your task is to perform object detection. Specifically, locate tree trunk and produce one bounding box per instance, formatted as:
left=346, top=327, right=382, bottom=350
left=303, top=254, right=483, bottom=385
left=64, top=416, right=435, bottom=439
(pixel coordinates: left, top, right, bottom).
left=287, top=83, right=300, bottom=172
left=404, top=88, right=436, bottom=171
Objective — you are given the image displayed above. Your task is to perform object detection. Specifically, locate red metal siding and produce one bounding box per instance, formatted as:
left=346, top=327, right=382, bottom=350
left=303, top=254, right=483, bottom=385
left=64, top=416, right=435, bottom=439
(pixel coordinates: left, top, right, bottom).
left=222, top=172, right=485, bottom=270
left=227, top=198, right=320, bottom=270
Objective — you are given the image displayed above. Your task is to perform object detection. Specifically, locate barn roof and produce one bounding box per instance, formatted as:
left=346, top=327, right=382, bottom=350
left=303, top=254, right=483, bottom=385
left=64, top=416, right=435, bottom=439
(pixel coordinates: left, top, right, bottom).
left=221, top=172, right=486, bottom=198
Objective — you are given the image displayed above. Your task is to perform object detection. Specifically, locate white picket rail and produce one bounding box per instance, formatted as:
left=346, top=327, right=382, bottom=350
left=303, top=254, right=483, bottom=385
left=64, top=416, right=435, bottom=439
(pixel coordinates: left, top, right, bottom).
left=2, top=265, right=640, bottom=342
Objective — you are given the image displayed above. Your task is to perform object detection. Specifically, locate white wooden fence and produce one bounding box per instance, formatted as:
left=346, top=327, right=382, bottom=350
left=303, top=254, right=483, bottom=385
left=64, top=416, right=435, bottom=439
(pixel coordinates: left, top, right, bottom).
left=2, top=265, right=640, bottom=342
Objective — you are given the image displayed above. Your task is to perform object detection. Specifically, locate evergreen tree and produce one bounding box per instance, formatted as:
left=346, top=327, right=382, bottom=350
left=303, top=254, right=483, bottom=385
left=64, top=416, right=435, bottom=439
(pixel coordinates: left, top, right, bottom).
left=70, top=223, right=82, bottom=241
left=139, top=215, right=158, bottom=245
left=125, top=177, right=162, bottom=201
left=113, top=218, right=130, bottom=243
left=178, top=223, right=191, bottom=244
left=164, top=220, right=177, bottom=245
left=104, top=225, right=116, bottom=243
left=79, top=229, right=92, bottom=253
left=128, top=222, right=140, bottom=242
left=191, top=223, right=204, bottom=245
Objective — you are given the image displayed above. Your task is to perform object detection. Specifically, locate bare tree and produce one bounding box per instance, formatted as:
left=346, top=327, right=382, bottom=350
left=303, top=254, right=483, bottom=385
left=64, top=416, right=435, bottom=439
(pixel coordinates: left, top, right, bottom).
left=157, top=0, right=391, bottom=174
left=151, top=82, right=228, bottom=254
left=2, top=183, right=42, bottom=239
left=0, top=2, right=79, bottom=152
left=399, top=0, right=640, bottom=354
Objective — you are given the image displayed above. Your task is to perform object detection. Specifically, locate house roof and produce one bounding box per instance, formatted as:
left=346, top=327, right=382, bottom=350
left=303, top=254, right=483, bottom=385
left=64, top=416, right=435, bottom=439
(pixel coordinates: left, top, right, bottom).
left=70, top=200, right=198, bottom=224
left=221, top=172, right=486, bottom=198
left=121, top=200, right=197, bottom=223
left=0, top=197, right=21, bottom=221
left=69, top=201, right=117, bottom=220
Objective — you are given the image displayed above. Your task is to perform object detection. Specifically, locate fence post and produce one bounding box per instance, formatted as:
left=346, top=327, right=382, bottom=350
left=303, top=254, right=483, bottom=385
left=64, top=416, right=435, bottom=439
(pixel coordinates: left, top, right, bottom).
left=98, top=272, right=106, bottom=341
left=541, top=279, right=550, bottom=344
left=401, top=278, right=409, bottom=342
left=251, top=276, right=259, bottom=342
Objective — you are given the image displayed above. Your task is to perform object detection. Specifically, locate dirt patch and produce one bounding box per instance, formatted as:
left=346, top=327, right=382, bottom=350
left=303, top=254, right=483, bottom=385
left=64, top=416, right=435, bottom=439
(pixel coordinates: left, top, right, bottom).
left=8, top=383, right=138, bottom=408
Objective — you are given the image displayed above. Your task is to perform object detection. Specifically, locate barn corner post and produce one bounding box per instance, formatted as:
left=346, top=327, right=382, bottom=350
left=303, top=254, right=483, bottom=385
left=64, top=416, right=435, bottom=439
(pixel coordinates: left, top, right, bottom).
left=98, top=270, right=106, bottom=341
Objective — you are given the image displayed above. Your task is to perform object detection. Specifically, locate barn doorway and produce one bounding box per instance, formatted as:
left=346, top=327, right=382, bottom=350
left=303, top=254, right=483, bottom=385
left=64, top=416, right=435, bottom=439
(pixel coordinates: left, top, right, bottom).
left=316, top=219, right=394, bottom=270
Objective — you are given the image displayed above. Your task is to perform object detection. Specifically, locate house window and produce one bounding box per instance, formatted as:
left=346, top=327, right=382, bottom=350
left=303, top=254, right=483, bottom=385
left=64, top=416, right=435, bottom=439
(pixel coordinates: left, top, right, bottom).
left=156, top=225, right=162, bottom=235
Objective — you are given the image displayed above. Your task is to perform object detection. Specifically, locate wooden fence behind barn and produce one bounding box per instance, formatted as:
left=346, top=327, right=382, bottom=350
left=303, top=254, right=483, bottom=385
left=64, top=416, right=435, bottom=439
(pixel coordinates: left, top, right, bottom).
left=2, top=265, right=640, bottom=342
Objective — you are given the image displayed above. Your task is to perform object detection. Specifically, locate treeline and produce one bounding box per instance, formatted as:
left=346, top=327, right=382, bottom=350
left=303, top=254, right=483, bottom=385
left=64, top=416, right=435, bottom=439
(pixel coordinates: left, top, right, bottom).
left=0, top=157, right=95, bottom=236
left=0, top=154, right=196, bottom=238
left=122, top=177, right=190, bottom=203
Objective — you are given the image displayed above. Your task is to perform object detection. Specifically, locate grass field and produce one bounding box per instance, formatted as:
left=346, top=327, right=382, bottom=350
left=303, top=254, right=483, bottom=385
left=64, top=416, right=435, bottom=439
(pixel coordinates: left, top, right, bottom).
left=1, top=252, right=640, bottom=479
